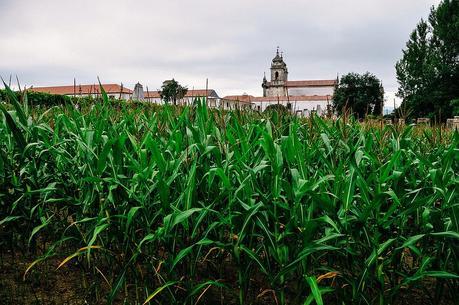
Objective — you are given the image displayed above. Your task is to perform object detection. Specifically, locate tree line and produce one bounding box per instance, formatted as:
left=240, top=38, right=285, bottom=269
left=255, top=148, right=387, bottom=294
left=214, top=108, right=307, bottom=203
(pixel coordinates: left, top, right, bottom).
left=333, top=0, right=458, bottom=121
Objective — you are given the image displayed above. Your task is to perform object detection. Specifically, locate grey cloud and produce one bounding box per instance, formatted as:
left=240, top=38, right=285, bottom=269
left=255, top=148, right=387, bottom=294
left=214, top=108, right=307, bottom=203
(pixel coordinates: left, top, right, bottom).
left=0, top=0, right=441, bottom=99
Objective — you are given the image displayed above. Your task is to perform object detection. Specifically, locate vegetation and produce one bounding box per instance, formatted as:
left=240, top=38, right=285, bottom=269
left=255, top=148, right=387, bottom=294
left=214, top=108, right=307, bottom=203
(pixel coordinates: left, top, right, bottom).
left=1, top=83, right=458, bottom=305
left=264, top=103, right=288, bottom=113
left=0, top=88, right=72, bottom=107
left=159, top=79, right=188, bottom=105
left=396, top=0, right=459, bottom=120
left=333, top=72, right=384, bottom=119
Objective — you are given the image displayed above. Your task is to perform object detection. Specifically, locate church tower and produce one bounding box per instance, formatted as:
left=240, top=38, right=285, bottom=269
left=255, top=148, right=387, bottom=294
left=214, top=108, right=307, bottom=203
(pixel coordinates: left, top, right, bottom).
left=262, top=48, right=288, bottom=97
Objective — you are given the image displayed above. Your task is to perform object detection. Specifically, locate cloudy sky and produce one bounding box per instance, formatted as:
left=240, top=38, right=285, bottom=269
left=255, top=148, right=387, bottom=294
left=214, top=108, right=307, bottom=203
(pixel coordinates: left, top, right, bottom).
left=0, top=0, right=441, bottom=104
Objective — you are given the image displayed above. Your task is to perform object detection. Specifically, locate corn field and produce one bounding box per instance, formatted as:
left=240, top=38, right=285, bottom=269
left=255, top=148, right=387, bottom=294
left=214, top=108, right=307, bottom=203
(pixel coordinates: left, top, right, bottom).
left=0, top=84, right=458, bottom=305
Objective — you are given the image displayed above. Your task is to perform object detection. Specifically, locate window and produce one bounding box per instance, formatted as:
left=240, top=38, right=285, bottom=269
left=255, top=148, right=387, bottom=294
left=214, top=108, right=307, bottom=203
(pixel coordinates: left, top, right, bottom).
left=275, top=71, right=279, bottom=80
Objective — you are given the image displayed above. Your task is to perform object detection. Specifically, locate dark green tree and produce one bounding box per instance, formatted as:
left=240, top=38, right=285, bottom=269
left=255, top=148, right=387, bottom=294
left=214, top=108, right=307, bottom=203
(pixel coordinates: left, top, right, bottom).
left=264, top=103, right=288, bottom=113
left=396, top=0, right=459, bottom=119
left=159, top=79, right=188, bottom=105
left=333, top=72, right=384, bottom=119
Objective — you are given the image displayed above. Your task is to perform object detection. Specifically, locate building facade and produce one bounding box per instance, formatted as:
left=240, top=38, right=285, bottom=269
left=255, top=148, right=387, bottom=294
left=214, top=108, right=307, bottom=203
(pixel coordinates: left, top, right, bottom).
left=144, top=89, right=220, bottom=106
left=262, top=49, right=289, bottom=97
left=262, top=49, right=336, bottom=99
left=27, top=50, right=335, bottom=116
left=225, top=49, right=337, bottom=116
left=143, top=89, right=252, bottom=110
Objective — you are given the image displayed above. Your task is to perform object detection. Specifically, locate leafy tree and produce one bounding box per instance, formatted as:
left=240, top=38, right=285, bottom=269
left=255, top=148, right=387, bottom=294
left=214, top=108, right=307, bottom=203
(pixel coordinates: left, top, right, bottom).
left=159, top=79, right=188, bottom=105
left=450, top=98, right=459, bottom=116
left=333, top=72, right=384, bottom=119
left=396, top=0, right=459, bottom=120
left=264, top=103, right=288, bottom=113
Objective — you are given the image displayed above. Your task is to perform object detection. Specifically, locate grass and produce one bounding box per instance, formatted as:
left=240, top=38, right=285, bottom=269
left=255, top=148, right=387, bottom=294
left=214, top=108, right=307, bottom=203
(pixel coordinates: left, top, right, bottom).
left=0, top=83, right=458, bottom=305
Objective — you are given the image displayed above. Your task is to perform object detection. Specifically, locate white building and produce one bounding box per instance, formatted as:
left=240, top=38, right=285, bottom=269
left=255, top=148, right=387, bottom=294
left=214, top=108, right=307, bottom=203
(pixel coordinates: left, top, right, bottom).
left=226, top=49, right=337, bottom=116
left=223, top=94, right=332, bottom=116
left=28, top=84, right=133, bottom=100
left=143, top=89, right=219, bottom=105
left=143, top=89, right=253, bottom=110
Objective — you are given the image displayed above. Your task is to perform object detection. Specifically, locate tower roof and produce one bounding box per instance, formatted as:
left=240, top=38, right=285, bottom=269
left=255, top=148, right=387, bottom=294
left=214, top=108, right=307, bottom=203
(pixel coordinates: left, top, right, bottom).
left=272, top=47, right=283, bottom=62
left=271, top=47, right=287, bottom=68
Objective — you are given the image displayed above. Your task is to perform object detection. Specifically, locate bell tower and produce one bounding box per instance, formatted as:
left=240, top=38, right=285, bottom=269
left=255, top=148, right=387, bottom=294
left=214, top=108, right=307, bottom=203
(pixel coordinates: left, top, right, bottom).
left=271, top=47, right=288, bottom=83
left=262, top=47, right=288, bottom=97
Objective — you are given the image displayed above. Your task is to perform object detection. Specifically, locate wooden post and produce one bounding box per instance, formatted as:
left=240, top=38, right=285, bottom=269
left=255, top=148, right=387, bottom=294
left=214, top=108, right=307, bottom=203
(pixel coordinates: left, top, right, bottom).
left=191, top=86, right=195, bottom=106
left=287, top=87, right=292, bottom=113
left=205, top=78, right=208, bottom=107
left=146, top=86, right=150, bottom=103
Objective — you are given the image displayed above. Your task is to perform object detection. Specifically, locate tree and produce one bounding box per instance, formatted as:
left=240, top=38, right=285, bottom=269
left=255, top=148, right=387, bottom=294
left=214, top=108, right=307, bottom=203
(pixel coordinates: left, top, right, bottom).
left=264, top=103, right=288, bottom=113
left=396, top=0, right=459, bottom=120
left=333, top=72, right=384, bottom=119
left=159, top=79, right=188, bottom=105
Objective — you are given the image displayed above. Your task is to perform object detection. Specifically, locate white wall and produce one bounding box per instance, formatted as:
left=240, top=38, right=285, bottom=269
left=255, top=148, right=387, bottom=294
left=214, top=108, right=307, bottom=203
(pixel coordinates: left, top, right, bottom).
left=287, top=86, right=334, bottom=96
left=144, top=97, right=228, bottom=108
left=65, top=93, right=132, bottom=99
left=292, top=100, right=330, bottom=116
left=253, top=99, right=330, bottom=116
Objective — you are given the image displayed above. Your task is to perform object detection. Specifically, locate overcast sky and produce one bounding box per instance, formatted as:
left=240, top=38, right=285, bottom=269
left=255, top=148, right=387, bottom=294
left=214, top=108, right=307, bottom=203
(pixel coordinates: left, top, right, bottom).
left=0, top=0, right=441, bottom=104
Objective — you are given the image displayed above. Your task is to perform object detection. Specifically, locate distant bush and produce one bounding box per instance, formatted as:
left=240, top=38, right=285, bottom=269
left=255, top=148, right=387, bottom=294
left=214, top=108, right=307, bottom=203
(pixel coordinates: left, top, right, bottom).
left=264, top=103, right=288, bottom=113
left=0, top=89, right=167, bottom=113
left=0, top=89, right=71, bottom=107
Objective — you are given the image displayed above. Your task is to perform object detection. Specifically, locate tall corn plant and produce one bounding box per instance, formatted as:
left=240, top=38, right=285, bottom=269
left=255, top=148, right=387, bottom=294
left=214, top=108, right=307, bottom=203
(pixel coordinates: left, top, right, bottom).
left=0, top=82, right=458, bottom=305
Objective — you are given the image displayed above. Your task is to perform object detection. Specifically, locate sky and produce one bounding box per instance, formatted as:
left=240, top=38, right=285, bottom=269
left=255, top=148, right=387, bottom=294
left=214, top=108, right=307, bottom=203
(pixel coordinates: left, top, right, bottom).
left=0, top=0, right=442, bottom=105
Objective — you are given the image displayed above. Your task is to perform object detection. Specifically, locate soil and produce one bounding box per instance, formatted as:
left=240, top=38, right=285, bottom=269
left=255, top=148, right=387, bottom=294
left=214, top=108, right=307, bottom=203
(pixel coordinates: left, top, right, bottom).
left=0, top=248, right=455, bottom=305
left=0, top=249, right=91, bottom=305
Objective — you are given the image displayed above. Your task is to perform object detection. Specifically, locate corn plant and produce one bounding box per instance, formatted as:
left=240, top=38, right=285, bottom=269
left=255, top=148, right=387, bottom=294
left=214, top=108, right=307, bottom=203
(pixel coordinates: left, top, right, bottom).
left=0, top=83, right=458, bottom=305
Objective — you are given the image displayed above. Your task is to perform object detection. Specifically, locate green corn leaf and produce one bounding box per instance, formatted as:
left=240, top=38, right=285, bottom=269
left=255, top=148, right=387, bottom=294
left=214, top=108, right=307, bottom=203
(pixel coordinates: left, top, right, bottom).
left=0, top=103, right=26, bottom=151
left=28, top=216, right=53, bottom=246
left=397, top=234, right=425, bottom=249
left=2, top=80, right=27, bottom=126
left=97, top=78, right=109, bottom=104
left=304, top=276, right=323, bottom=305
left=143, top=281, right=177, bottom=305
left=0, top=215, right=22, bottom=226
left=187, top=280, right=227, bottom=300
left=240, top=244, right=268, bottom=275
left=126, top=206, right=142, bottom=234
left=430, top=231, right=459, bottom=240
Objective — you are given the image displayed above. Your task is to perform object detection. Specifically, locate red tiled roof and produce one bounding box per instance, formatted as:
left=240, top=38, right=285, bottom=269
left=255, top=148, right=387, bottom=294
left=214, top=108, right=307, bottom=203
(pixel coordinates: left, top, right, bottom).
left=28, top=84, right=133, bottom=95
left=286, top=80, right=337, bottom=87
left=222, top=95, right=255, bottom=103
left=143, top=91, right=161, bottom=98
left=144, top=89, right=218, bottom=98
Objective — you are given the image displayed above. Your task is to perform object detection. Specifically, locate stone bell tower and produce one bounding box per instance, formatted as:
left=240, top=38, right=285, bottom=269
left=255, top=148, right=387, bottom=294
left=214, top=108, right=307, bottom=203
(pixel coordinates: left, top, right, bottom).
left=262, top=47, right=288, bottom=97
left=132, top=82, right=144, bottom=100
